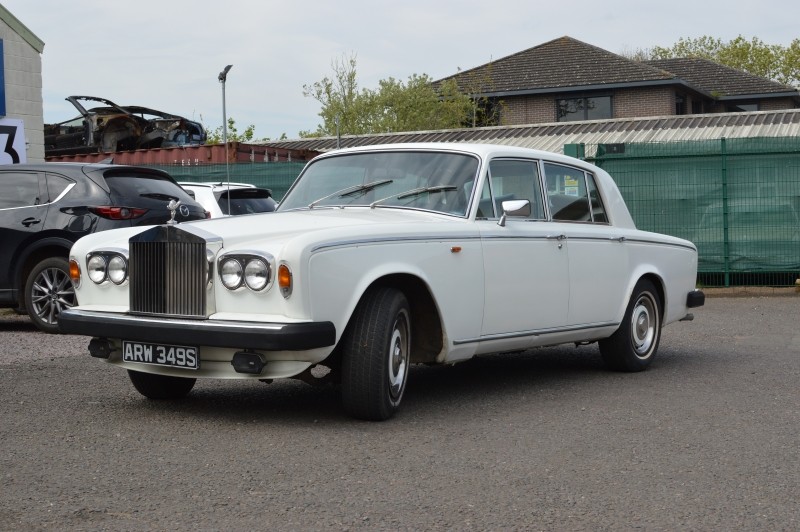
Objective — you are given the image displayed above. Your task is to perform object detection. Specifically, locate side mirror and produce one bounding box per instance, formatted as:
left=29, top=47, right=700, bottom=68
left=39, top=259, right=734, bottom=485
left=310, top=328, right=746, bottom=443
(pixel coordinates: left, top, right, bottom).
left=498, top=199, right=531, bottom=227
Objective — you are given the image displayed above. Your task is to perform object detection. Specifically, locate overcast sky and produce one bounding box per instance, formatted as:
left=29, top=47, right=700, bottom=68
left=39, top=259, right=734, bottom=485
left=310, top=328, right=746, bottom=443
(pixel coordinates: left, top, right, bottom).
left=4, top=0, right=798, bottom=140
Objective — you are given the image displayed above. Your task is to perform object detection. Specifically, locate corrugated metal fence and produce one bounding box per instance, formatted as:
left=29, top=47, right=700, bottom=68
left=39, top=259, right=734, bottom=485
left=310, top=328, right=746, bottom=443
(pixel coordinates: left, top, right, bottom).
left=579, top=136, right=800, bottom=286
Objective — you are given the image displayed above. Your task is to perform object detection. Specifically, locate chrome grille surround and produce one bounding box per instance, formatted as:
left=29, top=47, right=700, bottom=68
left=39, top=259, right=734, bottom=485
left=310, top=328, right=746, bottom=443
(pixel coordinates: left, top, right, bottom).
left=128, top=225, right=220, bottom=319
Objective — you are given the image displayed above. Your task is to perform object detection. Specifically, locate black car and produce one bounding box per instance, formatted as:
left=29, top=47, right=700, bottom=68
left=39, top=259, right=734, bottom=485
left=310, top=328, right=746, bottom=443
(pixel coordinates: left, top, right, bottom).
left=0, top=163, right=208, bottom=332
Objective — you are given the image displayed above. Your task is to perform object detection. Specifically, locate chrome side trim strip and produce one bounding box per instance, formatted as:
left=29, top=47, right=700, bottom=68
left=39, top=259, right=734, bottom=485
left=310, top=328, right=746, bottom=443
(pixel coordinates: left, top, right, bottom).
left=452, top=321, right=619, bottom=346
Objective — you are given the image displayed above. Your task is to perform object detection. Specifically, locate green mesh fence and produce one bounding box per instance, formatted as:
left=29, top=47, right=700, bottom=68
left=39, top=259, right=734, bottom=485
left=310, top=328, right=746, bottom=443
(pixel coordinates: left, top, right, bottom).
left=147, top=162, right=307, bottom=201
left=581, top=137, right=800, bottom=287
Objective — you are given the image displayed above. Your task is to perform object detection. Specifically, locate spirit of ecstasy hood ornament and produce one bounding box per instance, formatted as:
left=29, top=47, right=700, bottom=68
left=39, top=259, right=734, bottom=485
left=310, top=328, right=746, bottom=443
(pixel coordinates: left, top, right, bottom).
left=167, top=199, right=181, bottom=224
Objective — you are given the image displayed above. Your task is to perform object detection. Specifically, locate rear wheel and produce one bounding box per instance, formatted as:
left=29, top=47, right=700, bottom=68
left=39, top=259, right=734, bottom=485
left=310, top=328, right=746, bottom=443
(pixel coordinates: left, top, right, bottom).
left=25, top=257, right=76, bottom=334
left=341, top=287, right=411, bottom=421
left=599, top=279, right=662, bottom=372
left=128, top=370, right=196, bottom=400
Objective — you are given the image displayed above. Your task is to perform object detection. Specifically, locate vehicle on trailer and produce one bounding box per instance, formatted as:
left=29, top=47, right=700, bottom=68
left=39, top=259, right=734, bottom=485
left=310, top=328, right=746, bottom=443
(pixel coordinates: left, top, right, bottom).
left=59, top=143, right=704, bottom=420
left=44, top=95, right=206, bottom=156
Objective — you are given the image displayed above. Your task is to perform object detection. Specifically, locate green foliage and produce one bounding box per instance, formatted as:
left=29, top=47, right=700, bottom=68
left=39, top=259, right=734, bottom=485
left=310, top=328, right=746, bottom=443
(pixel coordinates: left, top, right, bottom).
left=649, top=35, right=800, bottom=87
left=205, top=118, right=272, bottom=144
left=301, top=53, right=474, bottom=137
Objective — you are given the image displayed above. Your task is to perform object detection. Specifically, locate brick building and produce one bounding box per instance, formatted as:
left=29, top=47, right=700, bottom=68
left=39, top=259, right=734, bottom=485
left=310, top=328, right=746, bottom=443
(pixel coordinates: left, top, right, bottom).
left=434, top=36, right=800, bottom=127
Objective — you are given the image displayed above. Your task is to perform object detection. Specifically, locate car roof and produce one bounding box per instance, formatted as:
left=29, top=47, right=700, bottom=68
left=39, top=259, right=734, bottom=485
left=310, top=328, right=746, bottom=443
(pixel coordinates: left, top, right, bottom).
left=316, top=142, right=604, bottom=172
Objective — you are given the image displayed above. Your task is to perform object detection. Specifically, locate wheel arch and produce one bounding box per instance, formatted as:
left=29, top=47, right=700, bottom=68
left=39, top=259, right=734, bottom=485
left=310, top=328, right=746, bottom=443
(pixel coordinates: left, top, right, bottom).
left=13, top=237, right=73, bottom=306
left=358, top=273, right=444, bottom=365
left=635, top=272, right=666, bottom=321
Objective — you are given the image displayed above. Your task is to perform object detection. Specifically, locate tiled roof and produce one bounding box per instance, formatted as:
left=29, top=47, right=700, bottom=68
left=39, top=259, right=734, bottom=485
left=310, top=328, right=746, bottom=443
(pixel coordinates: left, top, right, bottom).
left=435, top=36, right=799, bottom=100
left=263, top=109, right=800, bottom=155
left=644, top=58, right=797, bottom=97
left=435, top=36, right=675, bottom=94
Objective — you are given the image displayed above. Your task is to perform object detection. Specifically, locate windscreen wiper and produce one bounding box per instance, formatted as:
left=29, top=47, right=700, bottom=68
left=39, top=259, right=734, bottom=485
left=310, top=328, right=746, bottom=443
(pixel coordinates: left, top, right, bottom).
left=370, top=185, right=457, bottom=208
left=308, top=179, right=394, bottom=209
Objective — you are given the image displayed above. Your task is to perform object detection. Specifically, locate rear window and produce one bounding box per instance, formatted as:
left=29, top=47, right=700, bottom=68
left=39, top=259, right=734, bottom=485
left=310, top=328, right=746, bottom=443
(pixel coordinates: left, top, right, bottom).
left=219, top=189, right=276, bottom=215
left=104, top=171, right=192, bottom=201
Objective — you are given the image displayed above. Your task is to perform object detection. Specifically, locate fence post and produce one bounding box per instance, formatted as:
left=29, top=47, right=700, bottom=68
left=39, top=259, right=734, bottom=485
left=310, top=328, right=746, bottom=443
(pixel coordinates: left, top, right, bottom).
left=721, top=137, right=730, bottom=287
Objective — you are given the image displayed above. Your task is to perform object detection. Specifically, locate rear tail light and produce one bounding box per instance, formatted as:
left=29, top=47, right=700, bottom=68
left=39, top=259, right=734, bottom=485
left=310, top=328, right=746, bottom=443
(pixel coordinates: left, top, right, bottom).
left=88, top=206, right=148, bottom=220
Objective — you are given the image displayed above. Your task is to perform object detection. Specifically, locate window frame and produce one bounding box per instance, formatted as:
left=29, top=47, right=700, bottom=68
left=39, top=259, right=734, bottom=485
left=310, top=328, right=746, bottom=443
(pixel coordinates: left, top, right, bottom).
left=481, top=157, right=547, bottom=221
left=542, top=162, right=609, bottom=225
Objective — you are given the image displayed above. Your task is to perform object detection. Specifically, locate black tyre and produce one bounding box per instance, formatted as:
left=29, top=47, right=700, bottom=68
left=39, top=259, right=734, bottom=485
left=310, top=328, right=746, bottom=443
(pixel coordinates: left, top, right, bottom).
left=24, top=256, right=76, bottom=334
left=341, top=287, right=411, bottom=421
left=599, top=279, right=662, bottom=372
left=128, top=370, right=196, bottom=400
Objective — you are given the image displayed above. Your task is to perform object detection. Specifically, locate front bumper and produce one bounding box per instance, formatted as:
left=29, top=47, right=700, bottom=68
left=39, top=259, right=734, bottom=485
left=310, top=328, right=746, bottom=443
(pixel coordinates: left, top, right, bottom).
left=59, top=308, right=336, bottom=351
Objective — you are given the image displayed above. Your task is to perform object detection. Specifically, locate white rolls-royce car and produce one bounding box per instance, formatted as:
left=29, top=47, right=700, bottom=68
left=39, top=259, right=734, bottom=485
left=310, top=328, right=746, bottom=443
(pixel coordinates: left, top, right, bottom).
left=60, top=143, right=704, bottom=420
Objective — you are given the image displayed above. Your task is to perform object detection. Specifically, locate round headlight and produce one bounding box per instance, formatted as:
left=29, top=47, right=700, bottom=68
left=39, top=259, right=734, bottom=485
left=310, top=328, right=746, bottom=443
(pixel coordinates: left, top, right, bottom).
left=244, top=259, right=269, bottom=291
left=107, top=255, right=128, bottom=284
left=87, top=255, right=107, bottom=284
left=220, top=258, right=243, bottom=290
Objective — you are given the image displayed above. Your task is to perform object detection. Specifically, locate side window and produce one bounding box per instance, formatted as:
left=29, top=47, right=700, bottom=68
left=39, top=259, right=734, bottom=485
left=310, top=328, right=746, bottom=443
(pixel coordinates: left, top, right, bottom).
left=485, top=159, right=545, bottom=219
left=0, top=172, right=43, bottom=209
left=544, top=163, right=593, bottom=222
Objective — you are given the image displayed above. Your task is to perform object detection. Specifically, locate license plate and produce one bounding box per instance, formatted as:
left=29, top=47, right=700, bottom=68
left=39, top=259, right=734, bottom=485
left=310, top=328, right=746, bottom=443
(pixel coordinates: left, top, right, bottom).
left=122, top=341, right=199, bottom=370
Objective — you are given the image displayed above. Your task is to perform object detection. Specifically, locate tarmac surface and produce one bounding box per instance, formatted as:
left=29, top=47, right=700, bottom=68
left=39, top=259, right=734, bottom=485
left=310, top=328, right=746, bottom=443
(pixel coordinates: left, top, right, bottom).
left=1, top=294, right=799, bottom=530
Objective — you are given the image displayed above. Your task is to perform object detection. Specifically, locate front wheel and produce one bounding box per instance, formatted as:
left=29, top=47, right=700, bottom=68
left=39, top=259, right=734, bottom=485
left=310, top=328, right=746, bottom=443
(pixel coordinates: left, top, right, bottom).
left=341, top=287, right=411, bottom=421
left=25, top=257, right=76, bottom=333
left=128, top=370, right=196, bottom=400
left=599, top=279, right=662, bottom=372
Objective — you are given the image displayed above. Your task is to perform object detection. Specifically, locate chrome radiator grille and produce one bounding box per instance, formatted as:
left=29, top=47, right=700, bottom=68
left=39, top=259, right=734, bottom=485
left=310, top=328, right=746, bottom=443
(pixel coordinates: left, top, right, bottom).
left=129, top=235, right=207, bottom=318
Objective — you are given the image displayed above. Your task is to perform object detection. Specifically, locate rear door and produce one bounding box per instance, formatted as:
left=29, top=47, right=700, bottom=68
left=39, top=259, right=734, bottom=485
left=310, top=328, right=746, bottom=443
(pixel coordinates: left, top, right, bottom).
left=0, top=170, right=48, bottom=299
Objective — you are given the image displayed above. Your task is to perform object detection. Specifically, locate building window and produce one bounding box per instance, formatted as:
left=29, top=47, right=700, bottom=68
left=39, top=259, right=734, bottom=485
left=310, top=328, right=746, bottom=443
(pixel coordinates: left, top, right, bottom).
left=556, top=96, right=612, bottom=122
left=675, top=95, right=686, bottom=115
left=727, top=103, right=759, bottom=112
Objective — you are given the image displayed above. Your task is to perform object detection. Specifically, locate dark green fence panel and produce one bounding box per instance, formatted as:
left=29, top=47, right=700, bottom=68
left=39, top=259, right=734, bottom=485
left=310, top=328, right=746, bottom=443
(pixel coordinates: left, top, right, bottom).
left=148, top=162, right=307, bottom=201
left=583, top=137, right=800, bottom=287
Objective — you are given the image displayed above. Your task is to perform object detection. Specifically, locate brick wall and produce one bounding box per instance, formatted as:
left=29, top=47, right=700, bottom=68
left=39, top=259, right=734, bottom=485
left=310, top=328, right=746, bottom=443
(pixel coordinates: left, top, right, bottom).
left=612, top=87, right=675, bottom=119
left=0, top=16, right=44, bottom=163
left=500, top=86, right=678, bottom=126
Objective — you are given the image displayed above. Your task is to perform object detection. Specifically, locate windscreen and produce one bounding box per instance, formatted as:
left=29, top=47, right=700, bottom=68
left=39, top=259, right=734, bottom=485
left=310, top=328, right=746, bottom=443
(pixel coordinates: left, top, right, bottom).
left=278, top=151, right=480, bottom=217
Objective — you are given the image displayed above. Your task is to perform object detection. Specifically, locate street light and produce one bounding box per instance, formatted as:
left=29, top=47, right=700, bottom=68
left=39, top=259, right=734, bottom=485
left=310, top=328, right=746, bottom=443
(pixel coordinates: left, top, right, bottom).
left=218, top=64, right=233, bottom=214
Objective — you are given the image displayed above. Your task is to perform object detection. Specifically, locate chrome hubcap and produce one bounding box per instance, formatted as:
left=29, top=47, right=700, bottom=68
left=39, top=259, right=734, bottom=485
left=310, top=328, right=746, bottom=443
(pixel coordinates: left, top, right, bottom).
left=387, top=310, right=410, bottom=400
left=631, top=293, right=657, bottom=358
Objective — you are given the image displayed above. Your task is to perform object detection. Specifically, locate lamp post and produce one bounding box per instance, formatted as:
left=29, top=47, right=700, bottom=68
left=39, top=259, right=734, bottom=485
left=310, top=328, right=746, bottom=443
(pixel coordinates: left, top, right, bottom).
left=218, top=64, right=233, bottom=214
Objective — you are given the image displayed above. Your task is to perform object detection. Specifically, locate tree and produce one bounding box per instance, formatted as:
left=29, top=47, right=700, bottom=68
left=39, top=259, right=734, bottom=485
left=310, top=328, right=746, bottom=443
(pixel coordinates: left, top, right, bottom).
left=205, top=118, right=273, bottom=144
left=301, top=53, right=473, bottom=137
left=646, top=36, right=800, bottom=87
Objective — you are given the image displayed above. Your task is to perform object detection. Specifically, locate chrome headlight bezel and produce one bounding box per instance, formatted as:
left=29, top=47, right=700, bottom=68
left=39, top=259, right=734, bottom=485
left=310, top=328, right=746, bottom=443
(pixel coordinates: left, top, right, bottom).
left=85, top=250, right=129, bottom=285
left=217, top=252, right=275, bottom=292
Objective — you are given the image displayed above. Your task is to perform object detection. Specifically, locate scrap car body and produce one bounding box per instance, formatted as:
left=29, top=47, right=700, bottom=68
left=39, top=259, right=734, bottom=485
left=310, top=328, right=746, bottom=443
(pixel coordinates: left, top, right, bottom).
left=44, top=96, right=206, bottom=156
left=60, top=143, right=704, bottom=420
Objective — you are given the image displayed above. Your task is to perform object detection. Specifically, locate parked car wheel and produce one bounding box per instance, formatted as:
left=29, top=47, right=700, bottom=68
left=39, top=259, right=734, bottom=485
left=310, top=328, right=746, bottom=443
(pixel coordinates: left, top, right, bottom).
left=600, top=279, right=662, bottom=372
left=341, top=287, right=411, bottom=421
left=24, top=257, right=76, bottom=334
left=128, top=370, right=196, bottom=400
